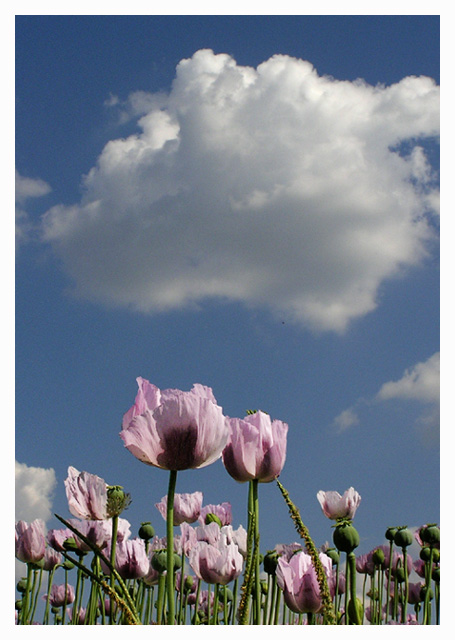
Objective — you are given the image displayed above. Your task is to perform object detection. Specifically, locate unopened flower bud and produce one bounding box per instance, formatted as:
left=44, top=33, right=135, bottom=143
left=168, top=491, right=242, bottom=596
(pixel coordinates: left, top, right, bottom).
left=205, top=513, right=222, bottom=527
left=333, top=522, right=360, bottom=553
left=348, top=597, right=363, bottom=624
left=324, top=548, right=340, bottom=565
left=372, top=548, right=385, bottom=567
left=63, top=537, right=79, bottom=552
left=420, top=585, right=433, bottom=601
left=419, top=524, right=440, bottom=546
left=62, top=559, right=75, bottom=570
left=394, top=567, right=406, bottom=583
left=432, top=567, right=440, bottom=583
left=106, top=485, right=132, bottom=517
left=173, top=552, right=182, bottom=571
left=15, top=599, right=23, bottom=610
left=138, top=522, right=155, bottom=541
left=263, top=550, right=279, bottom=575
left=394, top=527, right=413, bottom=548
left=16, top=578, right=28, bottom=593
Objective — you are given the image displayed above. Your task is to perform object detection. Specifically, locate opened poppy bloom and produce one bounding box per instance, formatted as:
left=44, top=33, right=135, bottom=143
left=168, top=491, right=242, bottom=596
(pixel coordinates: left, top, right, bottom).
left=316, top=487, right=361, bottom=521
left=64, top=466, right=109, bottom=521
left=155, top=491, right=203, bottom=525
left=15, top=519, right=46, bottom=564
left=222, top=410, right=288, bottom=483
left=276, top=550, right=333, bottom=614
left=120, top=378, right=229, bottom=471
left=189, top=531, right=244, bottom=585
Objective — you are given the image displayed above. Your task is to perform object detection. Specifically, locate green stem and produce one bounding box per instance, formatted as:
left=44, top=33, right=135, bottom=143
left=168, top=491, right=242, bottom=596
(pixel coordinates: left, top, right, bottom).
left=166, top=469, right=178, bottom=624
left=21, top=563, right=33, bottom=624
left=401, top=547, right=409, bottom=623
left=156, top=573, right=166, bottom=624
left=109, top=514, right=119, bottom=624
left=251, top=479, right=261, bottom=625
left=29, top=567, right=43, bottom=624
left=347, top=551, right=362, bottom=624
left=385, top=540, right=394, bottom=624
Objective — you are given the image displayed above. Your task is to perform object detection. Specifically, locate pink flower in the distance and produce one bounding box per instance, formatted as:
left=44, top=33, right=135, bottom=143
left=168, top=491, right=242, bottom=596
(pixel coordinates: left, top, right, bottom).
left=222, top=411, right=288, bottom=483
left=121, top=378, right=228, bottom=471
left=155, top=491, right=203, bottom=525
left=316, top=487, right=361, bottom=520
left=15, top=519, right=46, bottom=564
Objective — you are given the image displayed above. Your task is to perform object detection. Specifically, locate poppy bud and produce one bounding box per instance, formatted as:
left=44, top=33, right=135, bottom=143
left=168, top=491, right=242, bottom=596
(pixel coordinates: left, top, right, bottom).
left=138, top=522, right=155, bottom=541
left=348, top=597, right=363, bottom=624
left=420, top=585, right=433, bottom=601
left=205, top=513, right=222, bottom=527
left=324, top=548, right=340, bottom=565
left=263, top=550, right=279, bottom=575
left=333, top=522, right=360, bottom=553
left=63, top=537, right=79, bottom=552
left=394, top=567, right=406, bottom=583
left=419, top=524, right=440, bottom=546
left=394, top=527, right=413, bottom=548
left=16, top=578, right=28, bottom=593
left=372, top=548, right=385, bottom=567
left=432, top=567, right=440, bottom=583
left=15, top=599, right=23, bottom=611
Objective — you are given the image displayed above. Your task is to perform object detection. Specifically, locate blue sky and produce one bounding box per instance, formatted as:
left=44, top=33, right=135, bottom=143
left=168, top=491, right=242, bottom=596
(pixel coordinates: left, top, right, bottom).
left=14, top=12, right=440, bottom=576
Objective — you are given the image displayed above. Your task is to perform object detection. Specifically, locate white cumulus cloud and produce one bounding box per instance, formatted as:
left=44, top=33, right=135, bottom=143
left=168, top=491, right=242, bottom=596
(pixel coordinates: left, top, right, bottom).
left=15, top=460, right=57, bottom=523
left=333, top=408, right=360, bottom=433
left=377, top=352, right=440, bottom=403
left=42, top=49, right=439, bottom=332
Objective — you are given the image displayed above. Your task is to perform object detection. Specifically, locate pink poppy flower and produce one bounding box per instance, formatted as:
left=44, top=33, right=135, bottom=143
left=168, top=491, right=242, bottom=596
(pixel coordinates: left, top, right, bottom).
left=189, top=533, right=243, bottom=585
left=316, top=487, right=361, bottom=520
left=222, top=411, right=288, bottom=482
left=276, top=551, right=332, bottom=614
left=120, top=378, right=228, bottom=471
left=64, top=466, right=109, bottom=520
left=155, top=491, right=203, bottom=525
left=15, top=519, right=46, bottom=564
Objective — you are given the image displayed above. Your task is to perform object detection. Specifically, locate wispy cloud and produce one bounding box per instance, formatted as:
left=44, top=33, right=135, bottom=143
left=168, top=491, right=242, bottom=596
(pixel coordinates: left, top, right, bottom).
left=15, top=170, right=51, bottom=248
left=333, top=352, right=440, bottom=438
left=42, top=49, right=439, bottom=332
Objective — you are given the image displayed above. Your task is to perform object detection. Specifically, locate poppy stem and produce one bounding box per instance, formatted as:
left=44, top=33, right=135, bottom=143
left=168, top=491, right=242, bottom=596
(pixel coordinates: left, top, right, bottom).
left=166, top=469, right=178, bottom=624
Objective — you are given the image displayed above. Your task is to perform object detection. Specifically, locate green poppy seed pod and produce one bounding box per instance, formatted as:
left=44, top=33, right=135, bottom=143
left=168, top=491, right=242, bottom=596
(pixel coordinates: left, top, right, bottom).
left=394, top=527, right=413, bottom=548
left=420, top=546, right=440, bottom=563
left=372, top=547, right=385, bottom=567
left=420, top=524, right=440, bottom=546
left=333, top=522, right=360, bottom=553
left=16, top=578, right=28, bottom=593
left=151, top=549, right=168, bottom=573
left=173, top=552, right=182, bottom=571
left=260, top=579, right=268, bottom=595
left=205, top=513, right=222, bottom=527
left=106, top=485, right=132, bottom=517
left=138, top=522, right=155, bottom=541
left=62, top=559, right=75, bottom=570
left=432, top=567, right=440, bottom=583
left=385, top=527, right=397, bottom=541
left=263, top=550, right=279, bottom=575
left=324, top=547, right=340, bottom=565
left=15, top=599, right=23, bottom=611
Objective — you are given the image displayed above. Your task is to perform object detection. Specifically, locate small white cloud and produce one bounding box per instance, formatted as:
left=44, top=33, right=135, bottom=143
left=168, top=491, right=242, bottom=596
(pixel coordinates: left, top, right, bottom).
left=15, top=460, right=57, bottom=523
left=41, top=49, right=439, bottom=333
left=377, top=352, right=440, bottom=404
left=15, top=170, right=52, bottom=247
left=333, top=408, right=360, bottom=432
